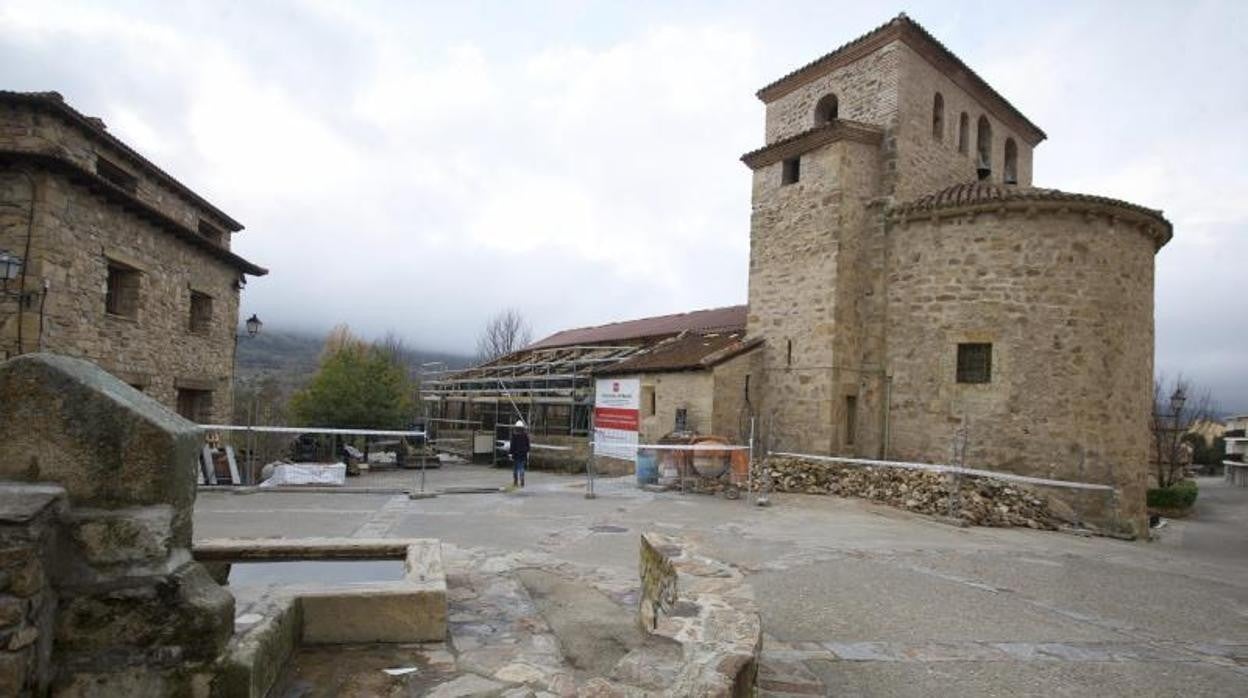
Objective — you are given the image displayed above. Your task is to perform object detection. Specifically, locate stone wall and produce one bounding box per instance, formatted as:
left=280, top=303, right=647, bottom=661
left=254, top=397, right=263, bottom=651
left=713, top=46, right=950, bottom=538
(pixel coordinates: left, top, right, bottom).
left=639, top=371, right=714, bottom=443
left=892, top=43, right=1034, bottom=199
left=639, top=533, right=761, bottom=697
left=884, top=209, right=1157, bottom=536
left=0, top=485, right=63, bottom=697
left=711, top=347, right=764, bottom=443
left=0, top=353, right=235, bottom=694
left=746, top=138, right=882, bottom=454
left=763, top=41, right=901, bottom=144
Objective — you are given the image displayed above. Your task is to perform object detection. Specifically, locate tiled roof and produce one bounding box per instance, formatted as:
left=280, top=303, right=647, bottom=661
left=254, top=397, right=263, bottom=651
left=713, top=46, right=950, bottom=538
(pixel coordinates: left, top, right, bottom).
left=891, top=181, right=1173, bottom=246
left=0, top=90, right=244, bottom=231
left=740, top=119, right=883, bottom=169
left=755, top=13, right=1045, bottom=145
left=527, top=305, right=747, bottom=350
left=595, top=332, right=762, bottom=375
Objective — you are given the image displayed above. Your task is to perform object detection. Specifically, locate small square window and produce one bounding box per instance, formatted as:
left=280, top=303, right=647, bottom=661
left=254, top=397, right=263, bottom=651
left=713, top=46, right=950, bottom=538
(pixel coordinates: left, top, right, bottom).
left=781, top=157, right=800, bottom=185
left=189, top=291, right=213, bottom=334
left=177, top=388, right=213, bottom=423
left=105, top=261, right=140, bottom=318
left=198, top=219, right=226, bottom=246
left=96, top=156, right=138, bottom=193
left=956, top=343, right=992, bottom=384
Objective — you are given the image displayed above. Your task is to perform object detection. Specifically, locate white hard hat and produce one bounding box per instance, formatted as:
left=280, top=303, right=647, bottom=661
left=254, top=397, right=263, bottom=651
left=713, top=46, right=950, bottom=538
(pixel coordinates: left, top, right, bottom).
left=514, top=420, right=526, bottom=428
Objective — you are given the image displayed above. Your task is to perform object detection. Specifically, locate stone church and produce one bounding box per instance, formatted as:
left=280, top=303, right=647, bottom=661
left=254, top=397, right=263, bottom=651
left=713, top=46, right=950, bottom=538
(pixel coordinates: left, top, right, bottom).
left=741, top=14, right=1171, bottom=536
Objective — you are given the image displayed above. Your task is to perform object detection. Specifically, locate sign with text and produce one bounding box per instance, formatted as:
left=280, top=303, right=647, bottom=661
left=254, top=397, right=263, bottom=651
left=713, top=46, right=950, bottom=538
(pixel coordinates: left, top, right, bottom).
left=594, top=377, right=640, bottom=461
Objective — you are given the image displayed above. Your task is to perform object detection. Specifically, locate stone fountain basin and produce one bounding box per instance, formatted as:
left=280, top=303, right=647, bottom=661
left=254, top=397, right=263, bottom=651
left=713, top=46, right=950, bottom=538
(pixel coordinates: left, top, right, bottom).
left=192, top=537, right=447, bottom=697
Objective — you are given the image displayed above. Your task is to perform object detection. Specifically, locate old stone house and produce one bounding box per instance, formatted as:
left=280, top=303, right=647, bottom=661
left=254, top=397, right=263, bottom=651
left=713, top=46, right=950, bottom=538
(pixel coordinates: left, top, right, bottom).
left=595, top=330, right=762, bottom=445
left=741, top=14, right=1171, bottom=536
left=0, top=91, right=266, bottom=424
left=422, top=305, right=758, bottom=468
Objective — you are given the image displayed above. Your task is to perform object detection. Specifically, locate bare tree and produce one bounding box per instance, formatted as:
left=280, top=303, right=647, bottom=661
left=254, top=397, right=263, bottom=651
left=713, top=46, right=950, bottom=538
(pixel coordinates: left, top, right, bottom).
left=1151, top=374, right=1216, bottom=488
left=476, top=308, right=532, bottom=362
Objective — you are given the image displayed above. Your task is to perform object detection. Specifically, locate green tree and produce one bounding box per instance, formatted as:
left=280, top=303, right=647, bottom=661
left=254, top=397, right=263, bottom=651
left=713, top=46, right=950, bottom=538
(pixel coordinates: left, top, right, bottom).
left=290, top=325, right=413, bottom=429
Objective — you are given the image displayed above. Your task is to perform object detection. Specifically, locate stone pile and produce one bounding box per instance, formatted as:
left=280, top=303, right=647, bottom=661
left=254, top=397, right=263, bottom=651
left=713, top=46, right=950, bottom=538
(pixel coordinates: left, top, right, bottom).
left=754, top=456, right=1065, bottom=529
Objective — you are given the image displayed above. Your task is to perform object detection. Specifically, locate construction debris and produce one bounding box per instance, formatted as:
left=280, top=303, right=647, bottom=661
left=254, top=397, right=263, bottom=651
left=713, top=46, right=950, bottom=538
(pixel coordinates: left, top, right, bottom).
left=754, top=456, right=1065, bottom=529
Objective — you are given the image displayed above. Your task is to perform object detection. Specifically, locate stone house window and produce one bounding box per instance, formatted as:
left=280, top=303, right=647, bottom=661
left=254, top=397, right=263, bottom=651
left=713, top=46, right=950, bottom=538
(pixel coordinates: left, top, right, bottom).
left=198, top=219, right=226, bottom=246
left=976, top=115, right=993, bottom=172
left=176, top=388, right=213, bottom=423
left=189, top=291, right=213, bottom=335
left=642, top=385, right=656, bottom=417
left=814, top=93, right=838, bottom=124
left=1003, top=138, right=1019, bottom=185
left=956, top=343, right=993, bottom=384
left=105, top=260, right=140, bottom=319
left=844, top=395, right=857, bottom=445
left=786, top=339, right=793, bottom=366
left=781, top=157, right=800, bottom=185
left=958, top=112, right=969, bottom=154
left=932, top=93, right=944, bottom=141
left=95, top=156, right=137, bottom=194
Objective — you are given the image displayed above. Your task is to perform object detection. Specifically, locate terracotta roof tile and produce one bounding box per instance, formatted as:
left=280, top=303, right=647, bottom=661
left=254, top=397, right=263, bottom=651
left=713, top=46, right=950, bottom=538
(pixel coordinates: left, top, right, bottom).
left=891, top=181, right=1173, bottom=246
left=595, top=332, right=762, bottom=375
left=527, top=305, right=747, bottom=350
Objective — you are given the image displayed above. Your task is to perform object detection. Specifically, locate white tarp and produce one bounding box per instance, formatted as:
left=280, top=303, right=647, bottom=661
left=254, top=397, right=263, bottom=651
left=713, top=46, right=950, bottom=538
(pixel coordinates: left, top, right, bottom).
left=259, top=463, right=347, bottom=487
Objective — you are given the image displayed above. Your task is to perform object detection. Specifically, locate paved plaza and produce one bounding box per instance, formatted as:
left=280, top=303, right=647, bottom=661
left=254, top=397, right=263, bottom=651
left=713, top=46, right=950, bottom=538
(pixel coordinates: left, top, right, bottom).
left=194, top=469, right=1248, bottom=696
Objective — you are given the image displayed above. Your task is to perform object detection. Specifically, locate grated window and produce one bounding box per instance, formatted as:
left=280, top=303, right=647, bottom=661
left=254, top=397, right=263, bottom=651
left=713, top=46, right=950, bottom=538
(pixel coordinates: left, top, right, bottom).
left=956, top=343, right=992, bottom=384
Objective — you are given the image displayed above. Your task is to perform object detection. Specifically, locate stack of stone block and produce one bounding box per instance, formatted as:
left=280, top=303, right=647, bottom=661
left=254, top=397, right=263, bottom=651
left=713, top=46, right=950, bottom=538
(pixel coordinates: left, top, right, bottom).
left=0, top=353, right=234, bottom=695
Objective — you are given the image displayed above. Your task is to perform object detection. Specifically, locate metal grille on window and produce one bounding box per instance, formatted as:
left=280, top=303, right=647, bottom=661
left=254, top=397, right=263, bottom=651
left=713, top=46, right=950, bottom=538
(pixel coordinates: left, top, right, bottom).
left=956, top=343, right=992, bottom=383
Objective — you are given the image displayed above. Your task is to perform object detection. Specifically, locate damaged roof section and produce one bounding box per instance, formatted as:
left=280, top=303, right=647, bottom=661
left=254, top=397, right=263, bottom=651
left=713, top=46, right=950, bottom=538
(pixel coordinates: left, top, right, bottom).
left=596, top=332, right=762, bottom=376
left=527, top=305, right=747, bottom=350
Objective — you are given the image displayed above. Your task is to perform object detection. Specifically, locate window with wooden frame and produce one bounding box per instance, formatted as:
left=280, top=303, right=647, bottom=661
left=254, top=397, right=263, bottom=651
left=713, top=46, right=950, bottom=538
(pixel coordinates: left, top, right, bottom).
left=105, top=260, right=140, bottom=318
left=956, top=343, right=993, bottom=384
left=189, top=291, right=213, bottom=335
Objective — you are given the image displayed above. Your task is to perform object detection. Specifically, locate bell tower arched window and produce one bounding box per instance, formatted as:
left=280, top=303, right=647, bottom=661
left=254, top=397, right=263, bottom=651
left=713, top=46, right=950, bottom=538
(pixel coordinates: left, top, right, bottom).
left=1004, top=138, right=1018, bottom=185
left=958, top=112, right=969, bottom=154
left=976, top=115, right=993, bottom=176
left=932, top=93, right=944, bottom=141
left=814, top=94, right=838, bottom=125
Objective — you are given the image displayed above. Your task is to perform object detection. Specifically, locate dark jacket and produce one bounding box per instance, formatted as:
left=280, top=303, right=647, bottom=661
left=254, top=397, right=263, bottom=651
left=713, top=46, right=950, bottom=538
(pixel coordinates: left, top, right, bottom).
left=509, top=431, right=530, bottom=459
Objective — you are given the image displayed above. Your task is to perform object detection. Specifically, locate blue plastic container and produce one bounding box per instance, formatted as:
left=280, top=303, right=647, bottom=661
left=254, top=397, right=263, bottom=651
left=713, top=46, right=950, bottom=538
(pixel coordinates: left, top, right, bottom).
left=636, top=450, right=658, bottom=485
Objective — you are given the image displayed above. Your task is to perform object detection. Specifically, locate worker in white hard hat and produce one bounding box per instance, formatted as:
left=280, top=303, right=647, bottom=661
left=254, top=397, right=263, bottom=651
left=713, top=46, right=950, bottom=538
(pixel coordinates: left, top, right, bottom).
left=508, top=419, right=530, bottom=488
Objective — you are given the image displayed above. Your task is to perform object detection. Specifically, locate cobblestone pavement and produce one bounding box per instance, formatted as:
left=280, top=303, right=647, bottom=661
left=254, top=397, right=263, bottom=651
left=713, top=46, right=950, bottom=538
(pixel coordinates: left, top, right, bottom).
left=196, top=470, right=1248, bottom=696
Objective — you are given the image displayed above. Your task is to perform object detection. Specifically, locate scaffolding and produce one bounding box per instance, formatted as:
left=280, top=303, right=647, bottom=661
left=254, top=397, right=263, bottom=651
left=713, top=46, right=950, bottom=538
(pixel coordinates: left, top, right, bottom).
left=420, top=344, right=647, bottom=458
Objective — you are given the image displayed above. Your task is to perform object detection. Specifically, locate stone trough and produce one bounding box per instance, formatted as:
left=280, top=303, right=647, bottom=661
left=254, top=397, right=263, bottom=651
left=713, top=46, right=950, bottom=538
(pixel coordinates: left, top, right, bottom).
left=194, top=537, right=447, bottom=698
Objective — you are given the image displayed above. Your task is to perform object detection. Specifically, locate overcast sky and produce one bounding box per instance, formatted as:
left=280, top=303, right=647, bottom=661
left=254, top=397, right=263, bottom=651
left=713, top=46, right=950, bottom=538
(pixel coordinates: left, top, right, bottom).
left=3, top=1, right=1245, bottom=412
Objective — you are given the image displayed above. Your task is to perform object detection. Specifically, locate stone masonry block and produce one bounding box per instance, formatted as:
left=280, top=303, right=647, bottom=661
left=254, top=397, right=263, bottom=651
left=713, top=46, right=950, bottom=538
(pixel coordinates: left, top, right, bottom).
left=0, top=353, right=201, bottom=546
left=66, top=506, right=174, bottom=566
left=54, top=562, right=233, bottom=661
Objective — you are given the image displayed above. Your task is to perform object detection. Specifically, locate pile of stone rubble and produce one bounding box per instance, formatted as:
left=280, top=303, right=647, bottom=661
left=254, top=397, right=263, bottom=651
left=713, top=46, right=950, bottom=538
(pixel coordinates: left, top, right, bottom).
left=753, top=456, right=1066, bottom=529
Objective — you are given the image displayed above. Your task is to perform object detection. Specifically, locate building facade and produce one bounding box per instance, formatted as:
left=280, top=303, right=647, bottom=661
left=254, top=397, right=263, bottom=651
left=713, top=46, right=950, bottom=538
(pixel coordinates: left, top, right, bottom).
left=742, top=15, right=1171, bottom=536
left=0, top=91, right=266, bottom=424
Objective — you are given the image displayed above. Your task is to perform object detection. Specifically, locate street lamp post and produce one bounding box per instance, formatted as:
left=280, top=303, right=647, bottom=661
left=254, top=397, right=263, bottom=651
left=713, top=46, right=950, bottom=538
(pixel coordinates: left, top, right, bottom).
left=237, top=314, right=263, bottom=482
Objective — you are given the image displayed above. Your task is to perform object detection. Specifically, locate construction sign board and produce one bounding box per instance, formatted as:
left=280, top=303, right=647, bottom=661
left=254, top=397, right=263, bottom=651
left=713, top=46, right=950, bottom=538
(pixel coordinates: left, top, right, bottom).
left=594, top=377, right=640, bottom=461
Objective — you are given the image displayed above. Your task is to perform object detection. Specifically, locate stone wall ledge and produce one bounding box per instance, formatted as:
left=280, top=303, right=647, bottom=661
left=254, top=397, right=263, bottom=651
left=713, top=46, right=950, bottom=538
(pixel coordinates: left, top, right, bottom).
left=638, top=532, right=761, bottom=697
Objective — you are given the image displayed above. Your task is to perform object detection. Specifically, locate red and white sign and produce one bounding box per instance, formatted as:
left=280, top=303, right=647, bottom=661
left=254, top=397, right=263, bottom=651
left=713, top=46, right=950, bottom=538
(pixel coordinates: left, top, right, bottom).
left=594, top=377, right=640, bottom=461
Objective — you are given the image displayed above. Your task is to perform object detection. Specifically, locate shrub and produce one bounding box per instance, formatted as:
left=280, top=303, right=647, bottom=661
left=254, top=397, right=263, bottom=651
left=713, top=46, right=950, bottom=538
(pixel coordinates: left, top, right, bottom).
left=1147, top=479, right=1198, bottom=511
